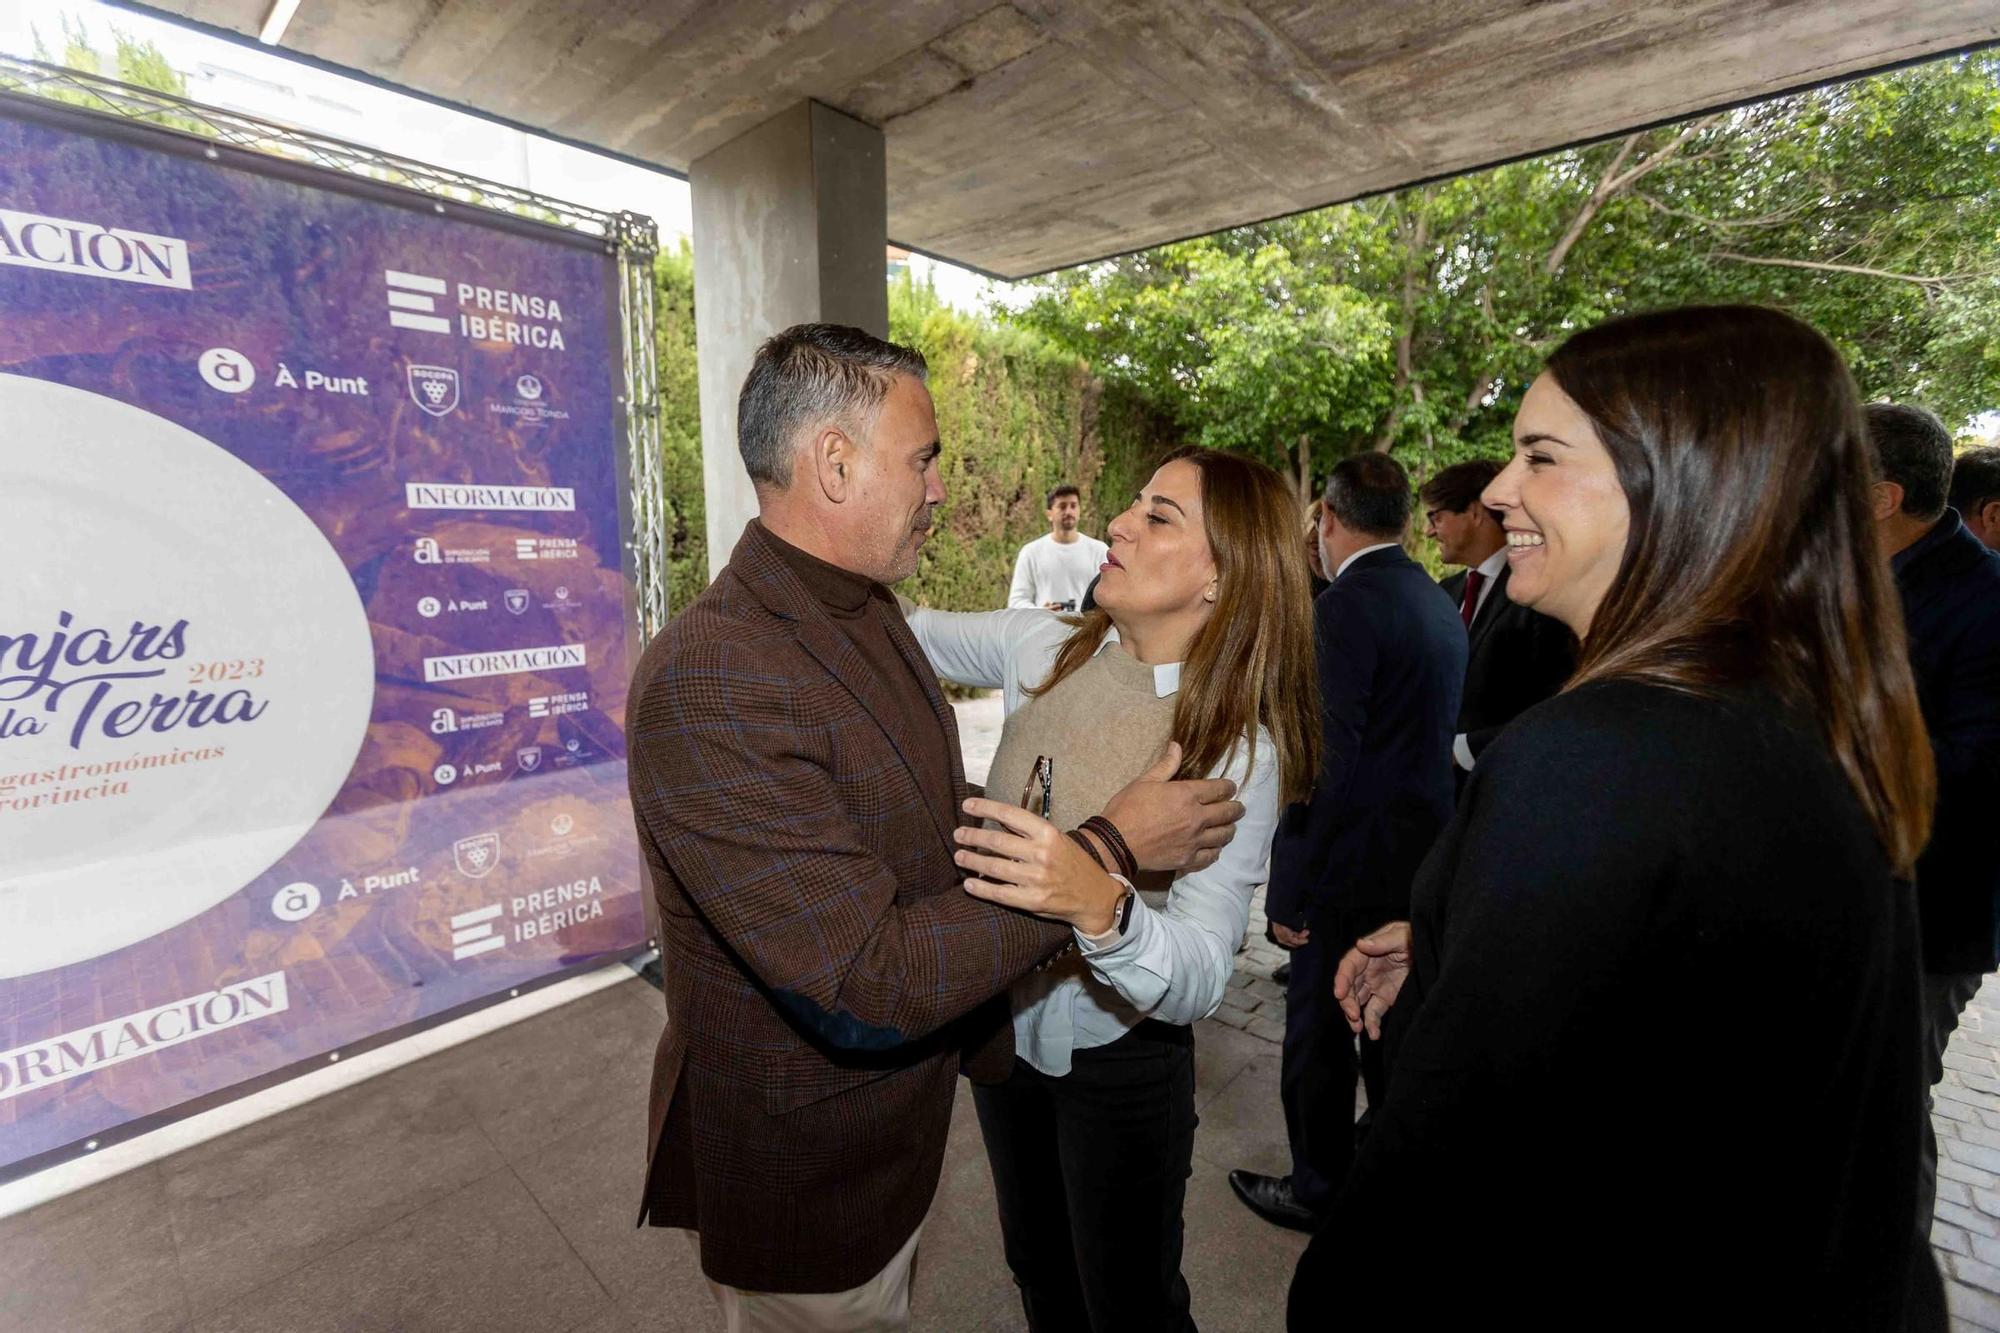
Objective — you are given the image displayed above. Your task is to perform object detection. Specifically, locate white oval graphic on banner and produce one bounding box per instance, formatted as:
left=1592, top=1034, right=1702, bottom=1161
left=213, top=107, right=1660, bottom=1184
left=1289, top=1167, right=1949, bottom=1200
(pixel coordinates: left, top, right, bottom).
left=0, top=374, right=375, bottom=978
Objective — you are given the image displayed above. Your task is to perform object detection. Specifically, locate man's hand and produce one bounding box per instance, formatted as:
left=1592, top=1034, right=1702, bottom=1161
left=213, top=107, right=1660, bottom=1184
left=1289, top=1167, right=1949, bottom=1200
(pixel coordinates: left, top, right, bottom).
left=956, top=798, right=1124, bottom=936
left=1043, top=601, right=1067, bottom=611
left=1271, top=921, right=1310, bottom=950
left=1099, top=742, right=1244, bottom=873
left=1333, top=920, right=1412, bottom=1041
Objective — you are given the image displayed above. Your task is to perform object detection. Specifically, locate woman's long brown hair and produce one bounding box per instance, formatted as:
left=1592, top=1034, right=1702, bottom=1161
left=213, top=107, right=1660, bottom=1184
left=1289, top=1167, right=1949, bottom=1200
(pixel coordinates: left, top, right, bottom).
left=1548, top=305, right=1934, bottom=876
left=1030, top=447, right=1321, bottom=804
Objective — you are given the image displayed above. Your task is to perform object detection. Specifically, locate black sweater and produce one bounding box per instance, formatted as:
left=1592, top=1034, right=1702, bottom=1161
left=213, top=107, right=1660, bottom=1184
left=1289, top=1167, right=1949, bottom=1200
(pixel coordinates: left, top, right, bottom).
left=1291, top=679, right=1937, bottom=1331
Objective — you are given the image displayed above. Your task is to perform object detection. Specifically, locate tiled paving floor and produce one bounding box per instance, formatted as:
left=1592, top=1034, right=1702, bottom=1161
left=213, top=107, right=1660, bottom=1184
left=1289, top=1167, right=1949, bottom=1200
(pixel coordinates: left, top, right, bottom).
left=1925, top=977, right=2000, bottom=1331
left=0, top=970, right=1300, bottom=1333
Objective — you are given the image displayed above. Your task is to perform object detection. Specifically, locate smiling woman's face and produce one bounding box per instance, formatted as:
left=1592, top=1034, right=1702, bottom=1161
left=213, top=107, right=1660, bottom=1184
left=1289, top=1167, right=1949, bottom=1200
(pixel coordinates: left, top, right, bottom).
left=1483, top=372, right=1632, bottom=638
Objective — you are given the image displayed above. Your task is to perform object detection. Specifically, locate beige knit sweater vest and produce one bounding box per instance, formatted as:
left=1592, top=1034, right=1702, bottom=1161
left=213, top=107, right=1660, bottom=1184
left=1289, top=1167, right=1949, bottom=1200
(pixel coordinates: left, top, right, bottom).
left=985, top=639, right=1178, bottom=908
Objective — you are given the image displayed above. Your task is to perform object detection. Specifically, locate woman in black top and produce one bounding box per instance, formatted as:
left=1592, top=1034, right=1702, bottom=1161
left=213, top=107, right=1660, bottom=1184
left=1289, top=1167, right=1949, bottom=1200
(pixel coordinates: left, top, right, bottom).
left=1289, top=305, right=1941, bottom=1330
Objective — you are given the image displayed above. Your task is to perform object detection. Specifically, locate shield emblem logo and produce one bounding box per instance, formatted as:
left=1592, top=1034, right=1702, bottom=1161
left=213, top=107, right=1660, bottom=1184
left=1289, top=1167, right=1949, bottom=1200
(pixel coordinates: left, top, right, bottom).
left=452, top=832, right=500, bottom=879
left=408, top=365, right=460, bottom=417
left=504, top=588, right=530, bottom=615
left=517, top=747, right=541, bottom=772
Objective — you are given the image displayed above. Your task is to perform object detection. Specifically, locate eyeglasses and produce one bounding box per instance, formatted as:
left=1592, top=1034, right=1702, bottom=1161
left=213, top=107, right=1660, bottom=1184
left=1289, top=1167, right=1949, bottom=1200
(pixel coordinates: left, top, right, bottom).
left=1423, top=506, right=1459, bottom=527
left=1019, top=755, right=1053, bottom=818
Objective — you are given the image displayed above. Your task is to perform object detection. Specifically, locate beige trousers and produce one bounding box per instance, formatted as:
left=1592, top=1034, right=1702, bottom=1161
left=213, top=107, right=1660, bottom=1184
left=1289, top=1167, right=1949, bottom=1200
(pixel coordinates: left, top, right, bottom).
left=690, top=1225, right=922, bottom=1332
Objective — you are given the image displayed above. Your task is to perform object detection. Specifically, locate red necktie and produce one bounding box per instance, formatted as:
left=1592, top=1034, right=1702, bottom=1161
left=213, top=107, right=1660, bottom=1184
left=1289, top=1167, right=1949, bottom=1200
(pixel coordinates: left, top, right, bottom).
left=1460, top=569, right=1485, bottom=629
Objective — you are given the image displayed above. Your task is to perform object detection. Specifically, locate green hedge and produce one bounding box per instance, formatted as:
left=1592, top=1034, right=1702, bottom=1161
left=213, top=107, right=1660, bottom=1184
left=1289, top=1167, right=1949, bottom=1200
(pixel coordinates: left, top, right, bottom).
left=653, top=252, right=1178, bottom=615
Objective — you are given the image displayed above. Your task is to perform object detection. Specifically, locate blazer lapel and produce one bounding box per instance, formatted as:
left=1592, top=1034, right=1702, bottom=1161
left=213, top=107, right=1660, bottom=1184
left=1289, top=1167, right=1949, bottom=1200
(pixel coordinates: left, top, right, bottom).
left=729, top=523, right=964, bottom=859
left=880, top=602, right=970, bottom=834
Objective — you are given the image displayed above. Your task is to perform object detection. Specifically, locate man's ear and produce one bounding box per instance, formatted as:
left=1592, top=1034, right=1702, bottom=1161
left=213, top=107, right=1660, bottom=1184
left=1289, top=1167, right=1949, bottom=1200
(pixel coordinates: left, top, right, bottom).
left=1870, top=479, right=1905, bottom=523
left=812, top=425, right=857, bottom=503
left=1980, top=498, right=2000, bottom=540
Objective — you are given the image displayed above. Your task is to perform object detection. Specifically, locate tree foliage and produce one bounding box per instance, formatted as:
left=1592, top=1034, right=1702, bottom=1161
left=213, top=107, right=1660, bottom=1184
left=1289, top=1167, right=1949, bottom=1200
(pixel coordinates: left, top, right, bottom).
left=1014, top=55, right=2000, bottom=491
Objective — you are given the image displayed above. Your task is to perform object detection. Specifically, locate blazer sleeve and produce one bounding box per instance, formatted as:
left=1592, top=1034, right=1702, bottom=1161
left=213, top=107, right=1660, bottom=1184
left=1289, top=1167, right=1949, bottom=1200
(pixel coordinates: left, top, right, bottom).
left=629, top=636, right=1066, bottom=1051
left=1266, top=586, right=1376, bottom=927
left=1930, top=596, right=2000, bottom=794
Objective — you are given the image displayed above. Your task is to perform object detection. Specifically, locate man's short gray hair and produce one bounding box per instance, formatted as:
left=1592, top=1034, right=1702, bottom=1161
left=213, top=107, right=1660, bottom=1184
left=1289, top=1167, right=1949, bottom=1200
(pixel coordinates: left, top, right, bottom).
left=737, top=323, right=929, bottom=487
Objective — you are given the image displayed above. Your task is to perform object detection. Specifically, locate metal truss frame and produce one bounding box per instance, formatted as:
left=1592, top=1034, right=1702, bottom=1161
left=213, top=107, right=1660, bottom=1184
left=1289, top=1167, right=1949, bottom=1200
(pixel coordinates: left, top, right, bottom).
left=0, top=52, right=670, bottom=631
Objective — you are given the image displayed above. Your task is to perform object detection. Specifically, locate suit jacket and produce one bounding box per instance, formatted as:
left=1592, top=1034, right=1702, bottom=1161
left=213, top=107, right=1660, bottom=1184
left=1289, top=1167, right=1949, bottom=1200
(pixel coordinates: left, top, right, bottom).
left=1266, top=545, right=1466, bottom=938
left=1291, top=680, right=1937, bottom=1329
left=1439, top=562, right=1574, bottom=759
left=1893, top=510, right=2000, bottom=975
left=626, top=521, right=1065, bottom=1293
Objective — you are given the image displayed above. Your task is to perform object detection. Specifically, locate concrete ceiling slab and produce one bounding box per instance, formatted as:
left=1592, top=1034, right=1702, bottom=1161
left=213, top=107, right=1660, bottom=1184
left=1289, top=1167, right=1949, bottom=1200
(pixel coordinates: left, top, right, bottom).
left=131, top=0, right=2000, bottom=277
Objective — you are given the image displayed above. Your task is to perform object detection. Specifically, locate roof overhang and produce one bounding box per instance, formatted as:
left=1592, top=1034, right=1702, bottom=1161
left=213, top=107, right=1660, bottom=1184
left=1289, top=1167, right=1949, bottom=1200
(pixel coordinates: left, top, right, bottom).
left=127, top=0, right=2000, bottom=278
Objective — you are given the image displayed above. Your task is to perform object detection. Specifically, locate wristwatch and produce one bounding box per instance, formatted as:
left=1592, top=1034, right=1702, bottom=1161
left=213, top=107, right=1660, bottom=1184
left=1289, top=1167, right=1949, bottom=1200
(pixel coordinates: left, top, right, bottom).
left=1081, top=874, right=1137, bottom=951
left=1111, top=876, right=1136, bottom=935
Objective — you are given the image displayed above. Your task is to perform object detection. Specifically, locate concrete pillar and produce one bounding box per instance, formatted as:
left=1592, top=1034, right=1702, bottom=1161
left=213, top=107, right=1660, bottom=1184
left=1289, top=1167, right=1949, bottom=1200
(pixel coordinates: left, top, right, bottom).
left=691, top=100, right=888, bottom=580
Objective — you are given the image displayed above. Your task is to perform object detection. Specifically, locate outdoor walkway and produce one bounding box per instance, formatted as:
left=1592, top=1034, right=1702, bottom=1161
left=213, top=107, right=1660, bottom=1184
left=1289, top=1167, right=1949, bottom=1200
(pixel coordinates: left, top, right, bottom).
left=0, top=969, right=1299, bottom=1332
left=2, top=692, right=1988, bottom=1329
left=1926, top=978, right=2000, bottom=1329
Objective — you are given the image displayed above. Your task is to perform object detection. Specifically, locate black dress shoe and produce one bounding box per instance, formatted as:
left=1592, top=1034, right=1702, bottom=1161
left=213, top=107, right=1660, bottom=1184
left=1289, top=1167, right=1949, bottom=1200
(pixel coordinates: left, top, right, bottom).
left=1272, top=961, right=1291, bottom=986
left=1228, top=1169, right=1319, bottom=1232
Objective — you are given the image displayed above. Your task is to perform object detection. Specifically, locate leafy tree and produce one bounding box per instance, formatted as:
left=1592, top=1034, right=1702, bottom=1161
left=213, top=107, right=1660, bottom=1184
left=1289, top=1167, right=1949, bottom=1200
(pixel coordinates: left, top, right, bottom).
left=33, top=17, right=189, bottom=99
left=22, top=18, right=200, bottom=133
left=652, top=241, right=709, bottom=615
left=1014, top=54, right=2000, bottom=490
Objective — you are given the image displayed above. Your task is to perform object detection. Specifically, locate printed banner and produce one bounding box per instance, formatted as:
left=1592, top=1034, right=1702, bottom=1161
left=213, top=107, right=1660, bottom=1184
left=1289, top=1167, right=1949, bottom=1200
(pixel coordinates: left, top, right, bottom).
left=0, top=106, right=648, bottom=1174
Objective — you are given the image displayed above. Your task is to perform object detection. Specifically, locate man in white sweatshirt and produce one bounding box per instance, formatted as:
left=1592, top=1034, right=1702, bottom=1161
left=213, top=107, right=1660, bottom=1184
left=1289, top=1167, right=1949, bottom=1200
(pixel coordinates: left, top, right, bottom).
left=1008, top=484, right=1108, bottom=610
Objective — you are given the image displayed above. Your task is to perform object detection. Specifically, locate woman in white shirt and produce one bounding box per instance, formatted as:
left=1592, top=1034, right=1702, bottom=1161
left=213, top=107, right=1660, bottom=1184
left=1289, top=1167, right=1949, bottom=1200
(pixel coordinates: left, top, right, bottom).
left=903, top=447, right=1318, bottom=1331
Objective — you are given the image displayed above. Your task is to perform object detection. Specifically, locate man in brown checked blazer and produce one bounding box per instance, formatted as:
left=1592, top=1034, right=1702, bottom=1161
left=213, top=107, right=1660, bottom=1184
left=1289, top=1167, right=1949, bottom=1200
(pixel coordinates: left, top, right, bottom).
left=627, top=323, right=1244, bottom=1330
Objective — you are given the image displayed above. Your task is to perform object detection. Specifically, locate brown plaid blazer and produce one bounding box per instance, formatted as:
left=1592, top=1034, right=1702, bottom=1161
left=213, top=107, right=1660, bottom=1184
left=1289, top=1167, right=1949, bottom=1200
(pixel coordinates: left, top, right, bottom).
left=627, top=520, right=1066, bottom=1294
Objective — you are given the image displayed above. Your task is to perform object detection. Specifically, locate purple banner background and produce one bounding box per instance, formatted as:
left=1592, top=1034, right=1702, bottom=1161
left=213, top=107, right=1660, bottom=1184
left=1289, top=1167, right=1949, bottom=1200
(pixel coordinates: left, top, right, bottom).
left=0, top=108, right=647, bottom=1174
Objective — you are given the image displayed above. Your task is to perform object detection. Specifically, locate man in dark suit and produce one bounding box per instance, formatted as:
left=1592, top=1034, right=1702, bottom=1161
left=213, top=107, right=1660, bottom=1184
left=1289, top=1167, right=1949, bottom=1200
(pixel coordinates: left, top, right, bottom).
left=1867, top=403, right=2000, bottom=1238
left=1229, top=451, right=1467, bottom=1231
left=1422, top=460, right=1574, bottom=777
left=1950, top=445, right=2000, bottom=552
left=626, top=324, right=1245, bottom=1327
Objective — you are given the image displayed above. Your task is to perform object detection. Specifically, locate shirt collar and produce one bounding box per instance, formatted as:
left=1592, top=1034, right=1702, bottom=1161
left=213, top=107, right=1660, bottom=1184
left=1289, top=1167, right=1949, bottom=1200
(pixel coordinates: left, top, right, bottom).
left=1474, top=546, right=1508, bottom=579
left=1336, top=542, right=1401, bottom=580
left=1092, top=626, right=1181, bottom=697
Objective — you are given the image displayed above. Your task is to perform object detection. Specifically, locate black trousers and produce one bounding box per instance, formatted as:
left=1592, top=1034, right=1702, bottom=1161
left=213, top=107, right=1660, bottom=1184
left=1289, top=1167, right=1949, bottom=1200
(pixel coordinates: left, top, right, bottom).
left=1280, top=924, right=1385, bottom=1213
left=973, top=1020, right=1198, bottom=1333
left=1919, top=972, right=1984, bottom=1224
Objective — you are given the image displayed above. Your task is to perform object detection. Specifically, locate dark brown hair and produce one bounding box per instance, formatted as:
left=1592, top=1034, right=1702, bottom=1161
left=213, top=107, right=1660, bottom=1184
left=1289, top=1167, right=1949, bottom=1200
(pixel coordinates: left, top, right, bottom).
left=1546, top=305, right=1933, bottom=875
left=1952, top=446, right=2000, bottom=516
left=1865, top=402, right=1954, bottom=520
left=1420, top=458, right=1504, bottom=520
left=1032, top=448, right=1320, bottom=804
